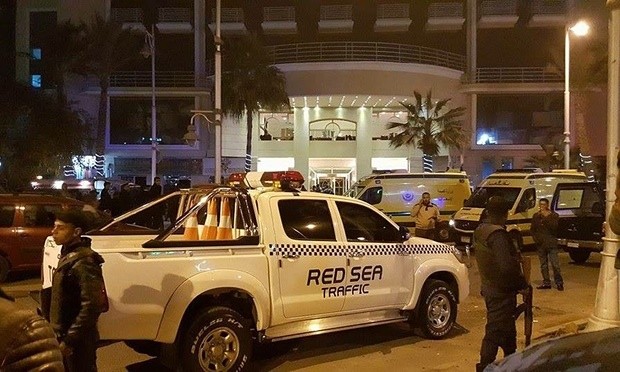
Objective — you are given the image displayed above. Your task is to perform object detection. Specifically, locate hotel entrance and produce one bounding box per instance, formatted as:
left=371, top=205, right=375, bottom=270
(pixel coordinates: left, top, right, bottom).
left=309, top=158, right=356, bottom=195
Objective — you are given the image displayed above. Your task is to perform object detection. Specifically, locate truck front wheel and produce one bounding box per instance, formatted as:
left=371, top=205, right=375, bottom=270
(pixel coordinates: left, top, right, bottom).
left=181, top=306, right=252, bottom=372
left=416, top=279, right=457, bottom=339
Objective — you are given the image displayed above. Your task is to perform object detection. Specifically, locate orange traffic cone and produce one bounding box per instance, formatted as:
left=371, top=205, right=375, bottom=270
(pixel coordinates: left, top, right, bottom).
left=216, top=198, right=233, bottom=240
left=183, top=212, right=199, bottom=240
left=201, top=198, right=219, bottom=240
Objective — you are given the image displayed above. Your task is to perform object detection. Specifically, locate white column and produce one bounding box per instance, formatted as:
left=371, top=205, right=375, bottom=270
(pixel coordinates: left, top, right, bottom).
left=214, top=0, right=222, bottom=182
left=293, top=108, right=310, bottom=181
left=356, top=108, right=372, bottom=179
left=194, top=0, right=206, bottom=88
left=587, top=0, right=620, bottom=331
left=150, top=24, right=157, bottom=184
left=466, top=0, right=477, bottom=81
left=563, top=27, right=571, bottom=169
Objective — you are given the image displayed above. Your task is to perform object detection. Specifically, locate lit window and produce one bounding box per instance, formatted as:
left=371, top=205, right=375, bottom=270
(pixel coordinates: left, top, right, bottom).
left=31, top=74, right=42, bottom=88
left=31, top=48, right=42, bottom=60
left=476, top=132, right=497, bottom=145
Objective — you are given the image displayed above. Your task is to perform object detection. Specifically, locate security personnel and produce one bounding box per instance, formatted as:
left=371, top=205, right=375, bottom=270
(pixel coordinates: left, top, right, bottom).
left=411, top=192, right=440, bottom=239
left=474, top=196, right=529, bottom=371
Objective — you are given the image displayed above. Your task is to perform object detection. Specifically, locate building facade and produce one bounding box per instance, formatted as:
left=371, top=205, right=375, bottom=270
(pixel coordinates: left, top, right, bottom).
left=13, top=0, right=607, bottom=189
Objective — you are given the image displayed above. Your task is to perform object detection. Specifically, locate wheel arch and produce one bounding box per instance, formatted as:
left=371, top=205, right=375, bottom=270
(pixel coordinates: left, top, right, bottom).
left=155, top=270, right=270, bottom=343
left=407, top=259, right=469, bottom=309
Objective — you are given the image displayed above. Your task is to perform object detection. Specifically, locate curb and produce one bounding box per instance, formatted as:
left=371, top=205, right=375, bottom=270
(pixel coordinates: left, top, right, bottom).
left=531, top=318, right=589, bottom=342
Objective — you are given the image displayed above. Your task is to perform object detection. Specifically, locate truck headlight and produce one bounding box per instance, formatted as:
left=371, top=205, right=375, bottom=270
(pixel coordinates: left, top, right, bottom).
left=449, top=219, right=455, bottom=227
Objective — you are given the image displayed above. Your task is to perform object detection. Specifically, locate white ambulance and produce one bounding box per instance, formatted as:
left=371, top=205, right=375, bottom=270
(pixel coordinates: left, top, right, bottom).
left=452, top=169, right=588, bottom=249
left=347, top=171, right=472, bottom=242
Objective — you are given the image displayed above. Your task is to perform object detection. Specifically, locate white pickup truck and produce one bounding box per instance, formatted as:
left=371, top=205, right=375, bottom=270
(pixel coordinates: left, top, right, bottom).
left=46, top=171, right=470, bottom=371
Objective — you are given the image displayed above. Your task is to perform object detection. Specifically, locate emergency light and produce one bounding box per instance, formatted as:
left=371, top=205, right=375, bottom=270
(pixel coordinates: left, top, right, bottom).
left=227, top=171, right=305, bottom=190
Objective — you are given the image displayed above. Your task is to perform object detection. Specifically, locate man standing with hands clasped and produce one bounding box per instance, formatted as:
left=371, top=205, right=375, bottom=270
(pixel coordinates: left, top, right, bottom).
left=411, top=192, right=440, bottom=239
left=49, top=210, right=107, bottom=371
left=531, top=198, right=564, bottom=291
left=474, top=196, right=529, bottom=371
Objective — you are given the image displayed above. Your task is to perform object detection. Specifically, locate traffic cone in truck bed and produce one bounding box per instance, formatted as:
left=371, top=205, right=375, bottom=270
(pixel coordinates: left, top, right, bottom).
left=216, top=198, right=233, bottom=240
left=201, top=198, right=218, bottom=240
left=183, top=212, right=199, bottom=240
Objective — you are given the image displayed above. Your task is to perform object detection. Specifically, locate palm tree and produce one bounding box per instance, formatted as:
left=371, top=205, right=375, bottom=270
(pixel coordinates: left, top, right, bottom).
left=387, top=90, right=466, bottom=172
left=221, top=35, right=289, bottom=172
left=79, top=14, right=142, bottom=155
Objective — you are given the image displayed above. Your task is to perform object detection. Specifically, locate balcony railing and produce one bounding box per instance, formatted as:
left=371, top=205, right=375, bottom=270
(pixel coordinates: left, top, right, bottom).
left=264, top=6, right=295, bottom=22
left=475, top=67, right=563, bottom=83
left=320, top=5, right=352, bottom=20
left=530, top=0, right=566, bottom=14
left=479, top=0, right=517, bottom=16
left=110, top=7, right=191, bottom=24
left=428, top=2, right=464, bottom=17
left=158, top=7, right=192, bottom=22
left=377, top=3, right=409, bottom=19
left=110, top=8, right=142, bottom=23
left=266, top=42, right=466, bottom=71
left=212, top=7, right=244, bottom=23
left=108, top=71, right=208, bottom=87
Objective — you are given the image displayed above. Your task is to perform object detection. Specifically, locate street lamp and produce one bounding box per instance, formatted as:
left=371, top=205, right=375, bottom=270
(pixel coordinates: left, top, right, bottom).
left=564, top=20, right=590, bottom=169
left=142, top=24, right=158, bottom=184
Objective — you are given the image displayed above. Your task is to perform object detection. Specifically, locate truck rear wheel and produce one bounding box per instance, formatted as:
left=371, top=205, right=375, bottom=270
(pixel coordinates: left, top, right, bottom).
left=568, top=249, right=591, bottom=264
left=0, top=256, right=9, bottom=283
left=416, top=279, right=457, bottom=339
left=181, top=306, right=252, bottom=372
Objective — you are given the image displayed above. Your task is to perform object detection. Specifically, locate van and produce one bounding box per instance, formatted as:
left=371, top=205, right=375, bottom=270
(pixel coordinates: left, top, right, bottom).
left=347, top=171, right=472, bottom=242
left=452, top=169, right=588, bottom=249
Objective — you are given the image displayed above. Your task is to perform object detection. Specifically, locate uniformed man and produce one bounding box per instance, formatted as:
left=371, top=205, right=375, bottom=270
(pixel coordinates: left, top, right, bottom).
left=411, top=192, right=440, bottom=239
left=474, top=196, right=529, bottom=371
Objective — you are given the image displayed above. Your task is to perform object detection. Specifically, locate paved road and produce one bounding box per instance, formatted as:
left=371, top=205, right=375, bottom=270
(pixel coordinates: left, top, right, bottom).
left=1, top=251, right=601, bottom=371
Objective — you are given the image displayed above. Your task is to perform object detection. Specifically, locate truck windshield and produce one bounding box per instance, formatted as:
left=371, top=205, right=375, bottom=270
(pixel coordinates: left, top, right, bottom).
left=464, top=187, right=521, bottom=208
left=345, top=184, right=365, bottom=198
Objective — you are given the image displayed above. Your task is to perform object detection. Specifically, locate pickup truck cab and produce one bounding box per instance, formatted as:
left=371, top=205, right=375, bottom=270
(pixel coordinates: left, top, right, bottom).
left=45, top=171, right=470, bottom=371
left=552, top=182, right=605, bottom=263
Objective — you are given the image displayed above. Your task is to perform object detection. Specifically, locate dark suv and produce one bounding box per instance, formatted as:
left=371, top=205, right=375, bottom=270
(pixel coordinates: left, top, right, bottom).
left=552, top=182, right=604, bottom=264
left=0, top=193, right=104, bottom=281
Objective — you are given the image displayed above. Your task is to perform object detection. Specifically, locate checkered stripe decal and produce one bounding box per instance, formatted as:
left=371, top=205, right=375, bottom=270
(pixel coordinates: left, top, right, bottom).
left=269, top=243, right=455, bottom=256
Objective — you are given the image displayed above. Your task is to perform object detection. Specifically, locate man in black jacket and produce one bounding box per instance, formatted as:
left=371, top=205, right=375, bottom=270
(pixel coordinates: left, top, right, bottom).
left=474, top=196, right=529, bottom=372
left=50, top=210, right=106, bottom=372
left=531, top=198, right=563, bottom=290
left=0, top=288, right=64, bottom=371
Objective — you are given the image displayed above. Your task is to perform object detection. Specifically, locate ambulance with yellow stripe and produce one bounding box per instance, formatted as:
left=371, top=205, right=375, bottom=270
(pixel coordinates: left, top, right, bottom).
left=46, top=171, right=469, bottom=371
left=452, top=169, right=588, bottom=249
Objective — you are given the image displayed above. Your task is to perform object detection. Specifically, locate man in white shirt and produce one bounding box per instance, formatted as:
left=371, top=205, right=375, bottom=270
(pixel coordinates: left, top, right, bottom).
left=411, top=192, right=440, bottom=239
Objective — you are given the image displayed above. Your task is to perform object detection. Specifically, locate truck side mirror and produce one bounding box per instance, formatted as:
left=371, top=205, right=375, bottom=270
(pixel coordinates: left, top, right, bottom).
left=399, top=225, right=411, bottom=241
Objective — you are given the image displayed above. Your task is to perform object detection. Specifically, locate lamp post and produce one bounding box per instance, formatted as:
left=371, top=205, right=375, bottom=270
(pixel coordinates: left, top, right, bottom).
left=142, top=24, right=157, bottom=184
left=564, top=20, right=590, bottom=169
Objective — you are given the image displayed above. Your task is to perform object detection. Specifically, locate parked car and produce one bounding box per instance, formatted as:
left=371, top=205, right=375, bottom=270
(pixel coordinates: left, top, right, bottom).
left=0, top=193, right=108, bottom=281
left=487, top=326, right=620, bottom=371
left=551, top=182, right=604, bottom=263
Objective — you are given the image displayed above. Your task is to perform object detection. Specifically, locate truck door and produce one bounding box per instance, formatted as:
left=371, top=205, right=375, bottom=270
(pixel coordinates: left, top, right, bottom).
left=335, top=200, right=409, bottom=310
left=271, top=198, right=346, bottom=318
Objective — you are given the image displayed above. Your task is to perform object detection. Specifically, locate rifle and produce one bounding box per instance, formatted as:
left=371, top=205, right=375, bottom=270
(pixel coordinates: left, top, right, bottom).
left=515, top=254, right=533, bottom=347
left=515, top=285, right=533, bottom=346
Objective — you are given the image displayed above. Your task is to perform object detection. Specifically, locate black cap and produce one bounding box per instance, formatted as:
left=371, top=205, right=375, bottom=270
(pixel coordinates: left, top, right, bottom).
left=55, top=210, right=89, bottom=231
left=485, top=196, right=510, bottom=215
